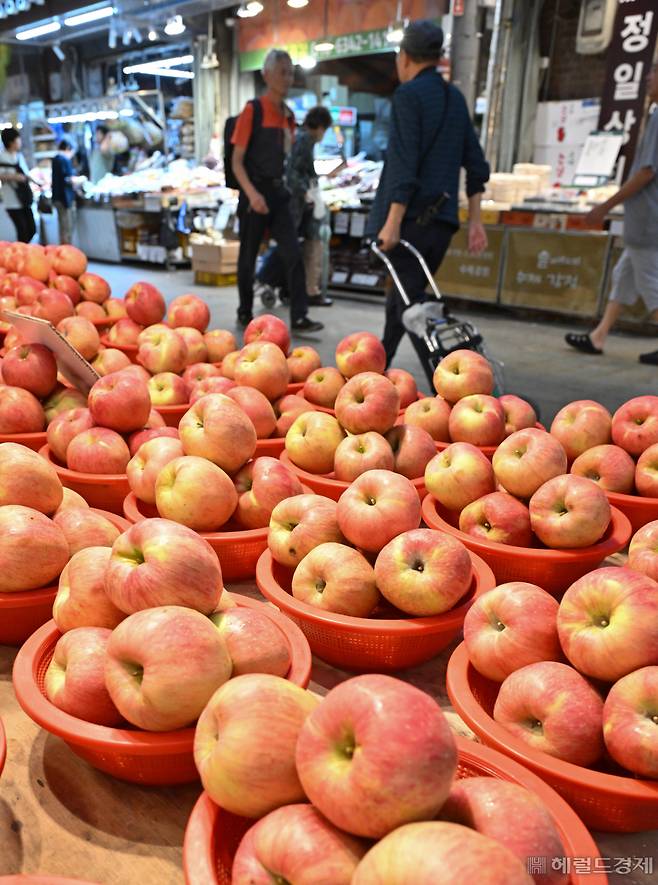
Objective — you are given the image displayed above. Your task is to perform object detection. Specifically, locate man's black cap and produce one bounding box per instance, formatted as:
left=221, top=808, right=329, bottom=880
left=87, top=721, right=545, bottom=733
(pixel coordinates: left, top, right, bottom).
left=400, top=20, right=444, bottom=57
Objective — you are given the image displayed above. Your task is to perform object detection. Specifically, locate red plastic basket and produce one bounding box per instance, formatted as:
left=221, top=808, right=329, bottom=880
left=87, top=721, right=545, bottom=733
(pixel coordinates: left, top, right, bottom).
left=433, top=423, right=546, bottom=459
left=447, top=642, right=658, bottom=833
left=0, top=431, right=47, bottom=452
left=12, top=598, right=312, bottom=786
left=605, top=489, right=658, bottom=535
left=182, top=735, right=606, bottom=885
left=39, top=445, right=130, bottom=515
left=279, top=450, right=427, bottom=502
left=90, top=315, right=118, bottom=333
left=421, top=495, right=631, bottom=596
left=99, top=335, right=139, bottom=364
left=256, top=548, right=495, bottom=671
left=152, top=402, right=189, bottom=428
left=286, top=381, right=304, bottom=395
left=300, top=391, right=428, bottom=419
left=253, top=437, right=286, bottom=457
left=0, top=718, right=5, bottom=778
left=0, top=509, right=129, bottom=646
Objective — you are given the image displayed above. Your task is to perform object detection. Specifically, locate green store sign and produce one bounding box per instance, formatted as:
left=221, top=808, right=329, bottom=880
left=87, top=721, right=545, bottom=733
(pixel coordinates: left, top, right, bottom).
left=239, top=27, right=396, bottom=72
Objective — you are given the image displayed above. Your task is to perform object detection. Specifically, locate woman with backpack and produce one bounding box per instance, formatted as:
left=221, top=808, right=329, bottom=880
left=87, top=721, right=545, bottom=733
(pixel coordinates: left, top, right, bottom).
left=0, top=127, right=36, bottom=243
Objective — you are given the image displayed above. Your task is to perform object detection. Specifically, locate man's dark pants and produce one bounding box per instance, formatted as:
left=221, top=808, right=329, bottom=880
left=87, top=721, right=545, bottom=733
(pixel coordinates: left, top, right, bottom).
left=382, top=218, right=455, bottom=388
left=237, top=184, right=308, bottom=323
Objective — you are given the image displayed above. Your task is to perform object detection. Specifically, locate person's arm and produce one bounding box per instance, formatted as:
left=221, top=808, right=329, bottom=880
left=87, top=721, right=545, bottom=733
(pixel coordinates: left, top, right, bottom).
left=461, top=108, right=490, bottom=255
left=232, top=145, right=268, bottom=214
left=585, top=166, right=655, bottom=224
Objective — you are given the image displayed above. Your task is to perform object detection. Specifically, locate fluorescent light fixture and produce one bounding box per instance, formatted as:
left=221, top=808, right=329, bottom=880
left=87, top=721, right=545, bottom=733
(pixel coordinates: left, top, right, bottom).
left=314, top=40, right=334, bottom=52
left=298, top=54, right=316, bottom=69
left=288, top=0, right=309, bottom=6
left=123, top=55, right=193, bottom=73
left=47, top=110, right=119, bottom=124
left=143, top=68, right=194, bottom=79
left=236, top=4, right=253, bottom=17
left=63, top=5, right=114, bottom=27
left=52, top=43, right=66, bottom=61
left=386, top=21, right=405, bottom=43
left=164, top=15, right=185, bottom=35
left=16, top=21, right=61, bottom=40
left=148, top=29, right=157, bottom=41
left=246, top=0, right=263, bottom=13
left=119, top=108, right=134, bottom=116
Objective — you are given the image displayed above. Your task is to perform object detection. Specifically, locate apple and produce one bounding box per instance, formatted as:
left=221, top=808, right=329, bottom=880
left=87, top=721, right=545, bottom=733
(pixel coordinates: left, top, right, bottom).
left=463, top=582, right=562, bottom=681
left=52, top=274, right=81, bottom=304
left=285, top=411, right=346, bottom=474
left=498, top=394, right=537, bottom=436
left=385, top=368, right=418, bottom=409
left=210, top=607, right=291, bottom=677
left=75, top=301, right=107, bottom=323
left=334, top=431, right=394, bottom=482
left=104, top=517, right=223, bottom=614
left=147, top=372, right=189, bottom=406
left=628, top=520, right=658, bottom=582
left=245, top=314, right=291, bottom=355
left=78, top=272, right=110, bottom=304
left=448, top=394, right=505, bottom=447
left=335, top=331, right=386, bottom=378
left=53, top=506, right=119, bottom=555
left=0, top=504, right=69, bottom=592
left=404, top=395, right=451, bottom=441
left=273, top=394, right=312, bottom=437
left=439, top=778, right=567, bottom=885
left=233, top=456, right=303, bottom=529
left=0, top=441, right=62, bottom=514
left=351, top=821, right=533, bottom=885
left=155, top=455, right=237, bottom=531
left=204, top=328, right=237, bottom=363
left=292, top=542, right=380, bottom=616
left=33, top=289, right=75, bottom=325
left=104, top=297, right=128, bottom=321
left=297, top=674, right=457, bottom=838
left=221, top=350, right=240, bottom=379
left=56, top=316, right=101, bottom=361
left=2, top=343, right=58, bottom=398
left=287, top=345, right=321, bottom=382
left=176, top=326, right=208, bottom=365
left=269, top=493, right=344, bottom=567
left=127, top=436, right=185, bottom=504
left=137, top=326, right=188, bottom=375
left=128, top=426, right=179, bottom=457
left=557, top=566, right=658, bottom=681
left=234, top=341, right=290, bottom=401
left=375, top=528, right=472, bottom=616
left=3, top=326, right=25, bottom=351
left=0, top=385, right=45, bottom=433
left=53, top=546, right=124, bottom=632
left=183, top=362, right=222, bottom=388
left=167, top=293, right=210, bottom=332
left=107, top=317, right=143, bottom=346
left=385, top=424, right=436, bottom=480
left=570, top=444, right=636, bottom=494
left=459, top=492, right=533, bottom=547
left=337, top=469, right=421, bottom=553
left=124, top=281, right=166, bottom=326
left=67, top=427, right=131, bottom=475
left=424, top=443, right=495, bottom=512
left=189, top=376, right=236, bottom=403
left=227, top=386, right=277, bottom=439
left=335, top=372, right=400, bottom=435
left=88, top=371, right=151, bottom=433
left=433, top=349, right=494, bottom=403
left=105, top=605, right=232, bottom=731
left=54, top=487, right=89, bottom=514
left=45, top=627, right=123, bottom=726
left=550, top=399, right=612, bottom=461
left=179, top=393, right=257, bottom=474
left=603, top=666, right=658, bottom=778
left=194, top=674, right=320, bottom=817
left=14, top=275, right=45, bottom=306
left=493, top=661, right=604, bottom=766
left=50, top=244, right=87, bottom=278
left=492, top=428, right=568, bottom=500
left=303, top=366, right=345, bottom=408
left=18, top=245, right=50, bottom=282
left=612, top=395, right=658, bottom=456
left=529, top=474, right=611, bottom=549
left=118, top=363, right=151, bottom=384
left=46, top=409, right=95, bottom=464
left=635, top=443, right=658, bottom=497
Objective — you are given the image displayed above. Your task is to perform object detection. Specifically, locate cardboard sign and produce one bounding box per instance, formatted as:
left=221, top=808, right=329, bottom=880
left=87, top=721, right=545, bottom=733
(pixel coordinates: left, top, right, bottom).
left=2, top=311, right=100, bottom=395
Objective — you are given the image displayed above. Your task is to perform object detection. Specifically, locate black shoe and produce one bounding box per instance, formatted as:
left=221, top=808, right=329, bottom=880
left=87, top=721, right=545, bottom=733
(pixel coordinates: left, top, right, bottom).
left=292, top=316, right=324, bottom=333
left=565, top=332, right=603, bottom=355
left=639, top=350, right=658, bottom=365
left=307, top=295, right=333, bottom=307
left=237, top=311, right=253, bottom=328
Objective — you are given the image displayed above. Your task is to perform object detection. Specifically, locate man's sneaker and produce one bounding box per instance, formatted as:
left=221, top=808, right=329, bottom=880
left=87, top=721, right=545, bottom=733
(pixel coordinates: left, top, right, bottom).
left=292, top=316, right=324, bottom=333
left=308, top=294, right=333, bottom=307
left=237, top=311, right=253, bottom=328
left=639, top=350, right=658, bottom=365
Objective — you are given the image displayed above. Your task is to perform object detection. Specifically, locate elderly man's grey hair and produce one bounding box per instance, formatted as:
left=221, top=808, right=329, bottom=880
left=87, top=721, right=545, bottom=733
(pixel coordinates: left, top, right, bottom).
left=262, top=48, right=293, bottom=73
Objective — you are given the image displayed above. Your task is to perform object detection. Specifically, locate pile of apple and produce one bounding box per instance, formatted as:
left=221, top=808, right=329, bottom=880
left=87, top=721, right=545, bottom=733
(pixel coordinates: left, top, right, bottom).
left=463, top=557, right=658, bottom=779
left=193, top=672, right=567, bottom=884
left=44, top=516, right=295, bottom=730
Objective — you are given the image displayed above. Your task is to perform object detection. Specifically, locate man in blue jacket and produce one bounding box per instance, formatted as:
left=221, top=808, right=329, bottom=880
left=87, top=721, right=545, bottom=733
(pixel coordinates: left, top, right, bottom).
left=368, top=20, right=490, bottom=381
left=51, top=140, right=76, bottom=244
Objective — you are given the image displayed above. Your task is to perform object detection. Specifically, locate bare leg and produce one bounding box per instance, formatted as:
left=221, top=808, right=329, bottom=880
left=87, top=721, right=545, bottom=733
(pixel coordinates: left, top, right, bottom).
left=589, top=301, right=623, bottom=350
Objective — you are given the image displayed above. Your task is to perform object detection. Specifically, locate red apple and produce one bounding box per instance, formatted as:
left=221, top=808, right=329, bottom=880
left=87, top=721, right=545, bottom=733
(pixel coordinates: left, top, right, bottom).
left=118, top=363, right=151, bottom=384
left=635, top=443, right=658, bottom=497
left=127, top=426, right=179, bottom=457
left=0, top=441, right=62, bottom=513
left=53, top=546, right=124, bottom=632
left=183, top=362, right=222, bottom=388
left=333, top=431, right=394, bottom=482
left=221, top=349, right=240, bottom=379
left=53, top=506, right=120, bottom=556
left=0, top=385, right=45, bottom=432
left=303, top=366, right=345, bottom=408
left=204, top=328, right=237, bottom=363
left=179, top=393, right=256, bottom=474
left=14, top=275, right=45, bottom=306
left=75, top=301, right=106, bottom=322
left=292, top=542, right=380, bottom=616
left=67, top=427, right=131, bottom=475
left=404, top=395, right=451, bottom=441
left=628, top=520, right=658, bottom=582
left=287, top=345, right=321, bottom=381
left=245, top=313, right=290, bottom=355
left=335, top=372, right=400, bottom=435
left=498, top=395, right=537, bottom=437
left=433, top=349, right=494, bottom=403
left=612, top=395, right=658, bottom=457
left=167, top=293, right=210, bottom=332
left=50, top=244, right=87, bottom=278
left=43, top=385, right=87, bottom=424
left=550, top=399, right=612, bottom=461
left=78, top=272, right=110, bottom=304
left=459, top=492, right=533, bottom=547
left=127, top=435, right=185, bottom=503
left=33, top=288, right=75, bottom=325
left=156, top=455, right=238, bottom=531
left=52, top=274, right=81, bottom=305
left=234, top=341, right=290, bottom=401
left=104, top=297, right=127, bottom=321
left=570, top=444, right=636, bottom=494
left=492, top=428, right=567, bottom=500
left=210, top=607, right=291, bottom=677
left=107, top=317, right=143, bottom=346
left=88, top=371, right=151, bottom=433
left=424, top=442, right=495, bottom=512
left=227, top=386, right=277, bottom=439
left=273, top=394, right=312, bottom=437
left=53, top=487, right=88, bottom=515
left=57, top=316, right=101, bottom=360
left=337, top=469, right=421, bottom=553
left=335, top=331, right=386, bottom=378
left=176, top=326, right=208, bottom=365
left=189, top=376, right=236, bottom=403
left=385, top=424, right=436, bottom=479
left=448, top=394, right=505, bottom=446
left=147, top=372, right=189, bottom=406
left=2, top=343, right=57, bottom=398
left=285, top=411, right=345, bottom=474
left=529, top=474, right=611, bottom=549
left=268, top=493, right=344, bottom=567
left=603, top=666, right=658, bottom=778
left=0, top=504, right=69, bottom=592
left=385, top=367, right=418, bottom=409
left=233, top=456, right=303, bottom=529
left=137, top=326, right=188, bottom=375
left=124, top=281, right=166, bottom=326
left=19, top=245, right=50, bottom=282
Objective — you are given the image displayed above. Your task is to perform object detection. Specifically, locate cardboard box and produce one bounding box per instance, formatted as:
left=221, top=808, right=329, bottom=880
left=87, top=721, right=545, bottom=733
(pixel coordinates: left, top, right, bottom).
left=192, top=241, right=240, bottom=274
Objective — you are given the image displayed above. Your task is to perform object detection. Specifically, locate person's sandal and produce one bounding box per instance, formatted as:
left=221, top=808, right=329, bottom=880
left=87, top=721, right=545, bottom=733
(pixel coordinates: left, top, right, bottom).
left=565, top=332, right=603, bottom=355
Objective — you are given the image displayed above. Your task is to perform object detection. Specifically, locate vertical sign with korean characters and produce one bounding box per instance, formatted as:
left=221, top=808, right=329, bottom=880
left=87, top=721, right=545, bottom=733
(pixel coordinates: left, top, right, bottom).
left=598, top=0, right=658, bottom=180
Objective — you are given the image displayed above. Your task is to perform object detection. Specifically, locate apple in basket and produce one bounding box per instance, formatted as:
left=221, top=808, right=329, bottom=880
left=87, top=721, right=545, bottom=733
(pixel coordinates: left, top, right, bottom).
left=128, top=425, right=179, bottom=457
left=156, top=455, right=238, bottom=532
left=138, top=327, right=188, bottom=376
left=177, top=327, right=208, bottom=365
left=459, top=492, right=533, bottom=548
left=53, top=507, right=120, bottom=555
left=179, top=393, right=257, bottom=474
left=612, top=395, right=658, bottom=457
left=2, top=343, right=58, bottom=398
left=404, top=394, right=451, bottom=441
left=194, top=674, right=320, bottom=817
left=493, top=661, right=605, bottom=766
left=124, top=281, right=166, bottom=326
left=498, top=395, right=537, bottom=436
left=105, top=605, right=232, bottom=731
left=570, top=444, right=636, bottom=494
left=78, top=272, right=110, bottom=304
left=433, top=349, right=494, bottom=404
left=221, top=350, right=240, bottom=379
left=333, top=431, right=394, bottom=482
left=386, top=424, right=436, bottom=480
left=15, top=275, right=45, bottom=306
left=292, top=542, right=380, bottom=617
left=49, top=244, right=87, bottom=278
left=147, top=372, right=189, bottom=406
left=385, top=367, right=418, bottom=409
left=167, top=293, right=210, bottom=332
left=439, top=778, right=567, bottom=885
left=47, top=408, right=95, bottom=463
left=628, top=520, right=658, bottom=582
left=335, top=331, right=386, bottom=378
left=0, top=505, right=69, bottom=592
left=67, top=427, right=131, bottom=475
left=77, top=302, right=106, bottom=323
left=0, top=441, right=63, bottom=514
left=45, top=627, right=123, bottom=726
left=104, top=297, right=127, bottom=321
left=107, top=317, right=143, bottom=346
left=296, top=675, right=457, bottom=839
left=335, top=372, right=400, bottom=435
left=189, top=376, right=236, bottom=404
left=492, top=429, right=567, bottom=500
left=53, top=546, right=124, bottom=632
left=127, top=436, right=185, bottom=505
left=337, top=469, right=421, bottom=553
left=43, top=386, right=87, bottom=424
left=233, top=456, right=303, bottom=529
left=245, top=314, right=291, bottom=355
left=448, top=394, right=506, bottom=447
left=104, top=518, right=223, bottom=614
left=33, top=289, right=75, bottom=325
left=88, top=371, right=151, bottom=434
left=232, top=804, right=367, bottom=885
left=227, top=386, right=277, bottom=440
left=268, top=493, right=345, bottom=568
left=285, top=411, right=346, bottom=474
left=51, top=274, right=81, bottom=304
left=183, top=362, right=222, bottom=387
left=273, top=394, right=312, bottom=437
left=287, top=345, right=322, bottom=382
left=374, top=528, right=472, bottom=617
left=529, top=474, right=611, bottom=549
left=234, top=341, right=290, bottom=402
left=603, top=666, right=658, bottom=779
left=424, top=442, right=495, bottom=512
left=55, top=487, right=89, bottom=513
left=209, top=607, right=291, bottom=677
left=204, top=328, right=237, bottom=363
left=303, top=366, right=345, bottom=408
left=463, top=583, right=562, bottom=682
left=557, top=566, right=658, bottom=682
left=635, top=443, right=658, bottom=497
left=352, top=821, right=534, bottom=885
left=57, top=316, right=101, bottom=361
left=550, top=399, right=612, bottom=462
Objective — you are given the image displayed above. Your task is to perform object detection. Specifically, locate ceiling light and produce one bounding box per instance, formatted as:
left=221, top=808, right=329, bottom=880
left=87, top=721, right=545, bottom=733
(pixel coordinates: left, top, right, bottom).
left=237, top=0, right=263, bottom=16
left=16, top=21, right=61, bottom=40
left=299, top=54, right=316, bottom=70
left=52, top=43, right=66, bottom=61
left=64, top=5, right=114, bottom=27
left=236, top=4, right=253, bottom=17
left=287, top=0, right=308, bottom=6
left=148, top=29, right=157, bottom=41
left=386, top=20, right=405, bottom=43
left=119, top=108, right=134, bottom=116
left=123, top=62, right=194, bottom=79
left=164, top=15, right=185, bottom=36
left=314, top=40, right=334, bottom=52
left=123, top=55, right=193, bottom=73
